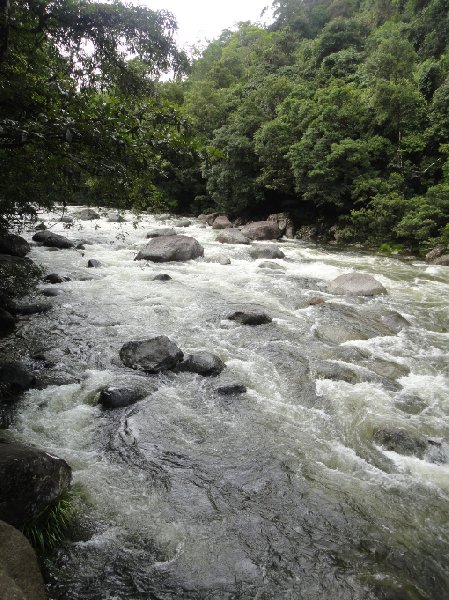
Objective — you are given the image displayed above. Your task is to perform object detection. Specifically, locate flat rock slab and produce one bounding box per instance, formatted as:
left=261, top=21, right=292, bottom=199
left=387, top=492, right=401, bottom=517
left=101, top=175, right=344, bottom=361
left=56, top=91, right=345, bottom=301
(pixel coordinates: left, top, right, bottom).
left=32, top=230, right=74, bottom=249
left=328, top=272, right=387, bottom=296
left=120, top=336, right=184, bottom=373
left=228, top=311, right=272, bottom=326
left=135, top=235, right=204, bottom=263
left=146, top=228, right=176, bottom=238
left=241, top=221, right=281, bottom=241
left=216, top=229, right=250, bottom=245
left=178, top=352, right=225, bottom=376
left=0, top=441, right=72, bottom=528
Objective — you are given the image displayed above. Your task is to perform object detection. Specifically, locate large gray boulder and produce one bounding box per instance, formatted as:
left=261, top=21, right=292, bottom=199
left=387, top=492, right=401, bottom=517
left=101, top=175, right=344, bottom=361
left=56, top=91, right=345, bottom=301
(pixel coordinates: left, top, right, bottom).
left=0, top=441, right=72, bottom=528
left=77, top=208, right=100, bottom=220
left=135, top=235, right=204, bottom=262
left=212, top=215, right=233, bottom=229
left=328, top=272, right=387, bottom=296
left=249, top=245, right=285, bottom=259
left=173, top=219, right=191, bottom=227
left=120, top=336, right=184, bottom=373
left=32, top=230, right=74, bottom=249
left=178, top=352, right=225, bottom=376
left=0, top=232, right=30, bottom=258
left=216, top=229, right=250, bottom=245
left=433, top=255, right=449, bottom=266
left=146, top=228, right=176, bottom=238
left=241, top=221, right=281, bottom=241
left=0, top=520, right=46, bottom=600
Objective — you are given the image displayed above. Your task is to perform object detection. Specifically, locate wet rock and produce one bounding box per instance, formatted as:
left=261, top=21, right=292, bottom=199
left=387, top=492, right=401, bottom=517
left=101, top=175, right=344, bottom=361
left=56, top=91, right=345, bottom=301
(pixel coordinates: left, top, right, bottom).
left=152, top=273, right=172, bottom=281
left=0, top=520, right=46, bottom=600
left=228, top=311, right=272, bottom=325
left=241, top=221, right=281, bottom=241
left=394, top=394, right=428, bottom=415
left=267, top=213, right=294, bottom=238
left=373, top=427, right=427, bottom=458
left=14, top=301, right=52, bottom=315
left=107, top=213, right=126, bottom=223
left=309, top=296, right=326, bottom=305
left=0, top=363, right=35, bottom=403
left=314, top=360, right=361, bottom=383
left=328, top=272, right=387, bottom=296
left=249, top=245, right=285, bottom=260
left=366, top=358, right=409, bottom=381
left=0, top=441, right=72, bottom=528
left=212, top=215, right=233, bottom=229
left=178, top=352, right=225, bottom=376
left=77, top=208, right=100, bottom=220
left=44, top=273, right=71, bottom=284
left=41, top=287, right=63, bottom=297
left=433, top=254, right=449, bottom=266
left=99, top=387, right=147, bottom=409
left=76, top=243, right=85, bottom=250
left=0, top=232, right=30, bottom=257
left=205, top=212, right=220, bottom=226
left=135, top=235, right=204, bottom=263
left=0, top=309, right=15, bottom=338
left=425, top=244, right=446, bottom=262
left=146, top=228, right=176, bottom=238
left=32, top=230, right=74, bottom=249
left=216, top=384, right=247, bottom=395
left=59, top=215, right=73, bottom=224
left=216, top=229, right=250, bottom=245
left=87, top=259, right=101, bottom=268
left=34, top=222, right=46, bottom=231
left=173, top=219, right=191, bottom=227
left=0, top=254, right=33, bottom=269
left=119, top=336, right=184, bottom=373
left=258, top=261, right=286, bottom=271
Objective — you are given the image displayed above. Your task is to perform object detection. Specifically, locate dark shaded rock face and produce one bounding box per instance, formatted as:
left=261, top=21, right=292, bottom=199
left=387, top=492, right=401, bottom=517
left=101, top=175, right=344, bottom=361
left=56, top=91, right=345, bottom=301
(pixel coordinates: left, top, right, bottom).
left=328, top=272, right=387, bottom=296
left=212, top=215, right=232, bottom=230
left=135, top=235, right=204, bottom=263
left=0, top=520, right=46, bottom=600
left=373, top=428, right=427, bottom=458
left=44, top=273, right=71, bottom=284
left=249, top=245, right=285, bottom=260
left=241, top=221, right=281, bottom=241
left=0, top=363, right=35, bottom=403
left=0, top=309, right=15, bottom=339
left=216, top=229, right=250, bottom=245
left=99, top=387, right=147, bottom=409
left=0, top=441, right=72, bottom=528
left=77, top=208, right=100, bottom=220
left=152, top=274, right=172, bottom=281
left=32, top=230, right=74, bottom=249
left=216, top=384, right=247, bottom=395
left=228, top=311, right=273, bottom=326
left=146, top=228, right=176, bottom=238
left=87, top=259, right=101, bottom=268
left=178, top=352, right=225, bottom=376
left=0, top=232, right=30, bottom=258
left=120, top=336, right=184, bottom=373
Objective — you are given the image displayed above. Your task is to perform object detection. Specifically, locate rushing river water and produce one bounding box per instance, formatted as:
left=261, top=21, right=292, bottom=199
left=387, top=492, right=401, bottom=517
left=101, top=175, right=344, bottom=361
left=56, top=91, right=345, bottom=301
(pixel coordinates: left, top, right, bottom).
left=3, top=209, right=449, bottom=599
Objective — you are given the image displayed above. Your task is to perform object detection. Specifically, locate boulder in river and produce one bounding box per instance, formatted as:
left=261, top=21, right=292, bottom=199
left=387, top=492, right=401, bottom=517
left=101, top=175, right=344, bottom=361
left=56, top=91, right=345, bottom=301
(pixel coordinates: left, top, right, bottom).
left=135, top=235, right=204, bottom=263
left=328, top=272, right=387, bottom=296
left=258, top=261, right=286, bottom=271
left=99, top=387, right=147, bottom=409
left=241, top=221, right=281, bottom=241
left=34, top=222, right=46, bottom=231
left=77, top=208, right=100, bottom=220
left=0, top=362, right=35, bottom=403
left=216, top=229, right=250, bottom=245
left=0, top=441, right=72, bottom=528
left=0, top=520, right=46, bottom=600
left=216, top=384, right=247, bottom=395
left=107, top=213, right=126, bottom=223
left=120, top=336, right=184, bottom=373
left=32, top=230, right=74, bottom=249
left=178, top=352, right=225, bottom=376
left=249, top=245, right=285, bottom=259
left=433, top=255, right=449, bottom=266
left=0, top=232, right=30, bottom=257
left=228, top=311, right=272, bottom=325
left=373, top=427, right=427, bottom=458
left=212, top=215, right=233, bottom=229
left=267, top=213, right=294, bottom=238
left=44, top=273, right=71, bottom=284
left=41, top=287, right=63, bottom=297
left=173, top=219, right=191, bottom=227
left=87, top=259, right=101, bottom=268
left=59, top=215, right=73, bottom=224
left=152, top=273, right=172, bottom=281
left=425, top=245, right=446, bottom=263
left=0, top=309, right=15, bottom=339
left=146, top=228, right=176, bottom=238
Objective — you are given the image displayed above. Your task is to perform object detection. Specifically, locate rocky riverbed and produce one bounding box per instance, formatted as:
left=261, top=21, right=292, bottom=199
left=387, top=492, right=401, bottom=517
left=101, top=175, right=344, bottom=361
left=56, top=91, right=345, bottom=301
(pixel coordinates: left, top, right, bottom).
left=1, top=208, right=449, bottom=600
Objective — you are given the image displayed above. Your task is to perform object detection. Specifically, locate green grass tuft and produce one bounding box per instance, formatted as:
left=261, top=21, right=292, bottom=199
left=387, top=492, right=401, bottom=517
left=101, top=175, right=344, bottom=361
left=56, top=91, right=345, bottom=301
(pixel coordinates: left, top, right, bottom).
left=22, top=491, right=75, bottom=553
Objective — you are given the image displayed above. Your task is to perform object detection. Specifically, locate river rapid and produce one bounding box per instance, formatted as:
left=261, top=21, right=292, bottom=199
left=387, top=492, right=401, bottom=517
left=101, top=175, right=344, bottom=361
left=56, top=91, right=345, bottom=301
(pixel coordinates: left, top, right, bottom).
left=3, top=209, right=449, bottom=600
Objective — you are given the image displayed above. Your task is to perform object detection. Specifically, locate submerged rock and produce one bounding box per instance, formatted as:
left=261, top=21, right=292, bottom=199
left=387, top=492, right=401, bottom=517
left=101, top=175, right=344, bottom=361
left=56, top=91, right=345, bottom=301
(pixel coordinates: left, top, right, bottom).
left=228, top=311, right=272, bottom=325
left=32, top=230, right=74, bottom=249
left=41, top=287, right=63, bottom=297
left=216, top=384, right=247, bottom=395
left=44, top=273, right=71, bottom=284
left=152, top=273, right=172, bottom=281
left=135, top=235, right=204, bottom=263
left=178, top=352, right=225, bottom=376
left=99, top=387, right=147, bottom=409
left=77, top=208, right=100, bottom=220
left=0, top=232, right=30, bottom=257
left=258, top=261, right=286, bottom=271
left=373, top=427, right=427, bottom=458
left=119, top=336, right=184, bottom=373
left=0, top=520, right=46, bottom=600
left=241, top=221, right=281, bottom=241
left=249, top=245, right=285, bottom=260
left=328, top=272, right=387, bottom=296
left=146, top=228, right=176, bottom=238
left=0, top=441, right=72, bottom=528
left=173, top=219, right=191, bottom=227
left=108, top=213, right=126, bottom=223
left=216, top=229, right=250, bottom=245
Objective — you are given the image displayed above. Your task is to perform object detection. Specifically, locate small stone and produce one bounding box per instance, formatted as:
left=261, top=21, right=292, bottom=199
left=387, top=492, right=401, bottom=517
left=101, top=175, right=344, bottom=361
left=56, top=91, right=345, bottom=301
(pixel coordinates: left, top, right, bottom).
left=216, top=384, right=247, bottom=395
left=87, top=259, right=101, bottom=268
left=309, top=296, right=325, bottom=305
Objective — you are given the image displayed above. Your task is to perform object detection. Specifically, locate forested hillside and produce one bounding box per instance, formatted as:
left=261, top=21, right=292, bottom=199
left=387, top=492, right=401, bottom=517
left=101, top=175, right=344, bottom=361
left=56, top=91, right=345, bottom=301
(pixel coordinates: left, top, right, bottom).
left=169, top=0, right=449, bottom=253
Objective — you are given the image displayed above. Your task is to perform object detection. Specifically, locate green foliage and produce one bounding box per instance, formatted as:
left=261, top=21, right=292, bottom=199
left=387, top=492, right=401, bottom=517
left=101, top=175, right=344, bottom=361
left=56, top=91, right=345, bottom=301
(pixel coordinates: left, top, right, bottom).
left=0, top=260, right=45, bottom=299
left=22, top=492, right=75, bottom=553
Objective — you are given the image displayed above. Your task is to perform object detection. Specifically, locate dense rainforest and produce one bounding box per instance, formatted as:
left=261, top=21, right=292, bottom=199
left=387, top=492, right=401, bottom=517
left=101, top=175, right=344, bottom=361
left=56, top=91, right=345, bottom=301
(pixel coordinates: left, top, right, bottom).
left=1, top=0, right=449, bottom=254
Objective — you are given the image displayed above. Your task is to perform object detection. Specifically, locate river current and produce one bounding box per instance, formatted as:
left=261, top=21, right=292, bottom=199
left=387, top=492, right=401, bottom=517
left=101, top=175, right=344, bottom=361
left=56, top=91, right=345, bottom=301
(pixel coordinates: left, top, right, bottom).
left=4, top=209, right=449, bottom=599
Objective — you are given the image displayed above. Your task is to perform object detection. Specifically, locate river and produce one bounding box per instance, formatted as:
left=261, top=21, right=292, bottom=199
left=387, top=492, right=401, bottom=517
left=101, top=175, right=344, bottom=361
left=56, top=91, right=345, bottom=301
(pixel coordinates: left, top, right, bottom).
left=4, top=209, right=449, bottom=599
